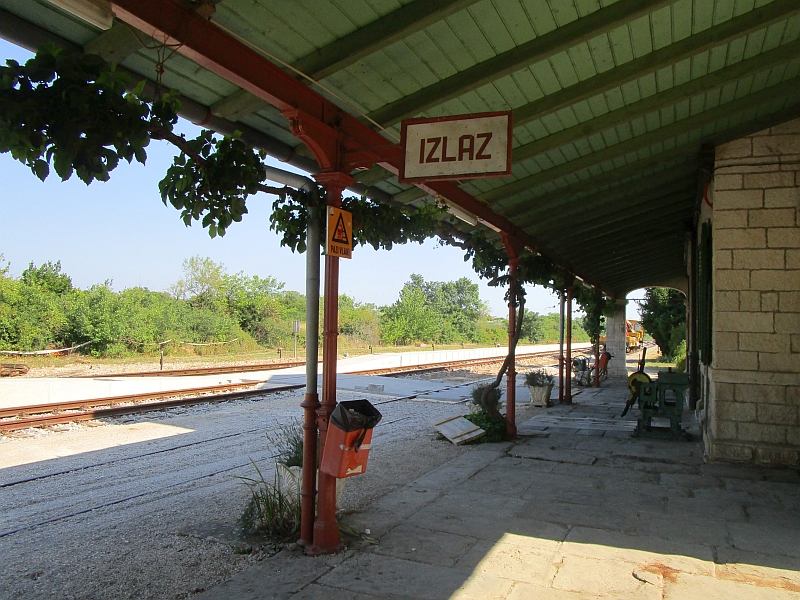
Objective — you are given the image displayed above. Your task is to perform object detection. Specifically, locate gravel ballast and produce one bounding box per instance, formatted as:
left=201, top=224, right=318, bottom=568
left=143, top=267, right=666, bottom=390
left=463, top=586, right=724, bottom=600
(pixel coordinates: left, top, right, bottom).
left=0, top=378, right=495, bottom=599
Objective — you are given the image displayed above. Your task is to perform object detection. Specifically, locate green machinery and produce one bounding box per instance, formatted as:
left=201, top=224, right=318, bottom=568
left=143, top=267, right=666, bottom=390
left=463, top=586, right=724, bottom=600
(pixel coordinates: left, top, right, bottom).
left=634, top=369, right=690, bottom=440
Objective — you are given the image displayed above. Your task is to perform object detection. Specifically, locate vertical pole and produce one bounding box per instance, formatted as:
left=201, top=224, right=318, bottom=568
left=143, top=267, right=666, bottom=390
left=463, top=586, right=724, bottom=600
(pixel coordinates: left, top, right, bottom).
left=558, top=290, right=565, bottom=403
left=593, top=329, right=600, bottom=388
left=506, top=261, right=518, bottom=439
left=565, top=286, right=573, bottom=404
left=310, top=172, right=349, bottom=555
left=299, top=199, right=320, bottom=549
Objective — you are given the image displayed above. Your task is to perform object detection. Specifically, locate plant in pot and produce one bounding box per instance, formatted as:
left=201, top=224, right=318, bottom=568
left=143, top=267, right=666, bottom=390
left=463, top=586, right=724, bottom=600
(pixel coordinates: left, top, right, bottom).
left=525, top=369, right=555, bottom=407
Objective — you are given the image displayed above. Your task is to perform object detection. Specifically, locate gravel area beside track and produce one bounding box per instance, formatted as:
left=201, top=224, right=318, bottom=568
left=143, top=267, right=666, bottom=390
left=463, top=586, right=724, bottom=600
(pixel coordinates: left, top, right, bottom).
left=0, top=383, right=487, bottom=599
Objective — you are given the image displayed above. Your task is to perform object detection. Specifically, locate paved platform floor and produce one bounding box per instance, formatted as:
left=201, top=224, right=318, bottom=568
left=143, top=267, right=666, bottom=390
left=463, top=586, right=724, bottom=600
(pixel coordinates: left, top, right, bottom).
left=199, top=378, right=800, bottom=600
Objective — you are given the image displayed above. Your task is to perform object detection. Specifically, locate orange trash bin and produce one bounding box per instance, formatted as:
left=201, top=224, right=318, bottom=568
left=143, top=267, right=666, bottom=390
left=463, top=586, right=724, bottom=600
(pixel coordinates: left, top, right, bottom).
left=320, top=399, right=382, bottom=478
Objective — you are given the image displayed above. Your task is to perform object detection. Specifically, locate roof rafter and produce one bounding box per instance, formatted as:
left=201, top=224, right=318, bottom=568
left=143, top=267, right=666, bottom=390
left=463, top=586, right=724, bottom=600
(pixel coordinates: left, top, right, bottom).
left=517, top=173, right=696, bottom=228
left=368, top=0, right=674, bottom=127
left=574, top=225, right=687, bottom=258
left=210, top=0, right=482, bottom=120
left=482, top=77, right=800, bottom=203
left=530, top=188, right=694, bottom=237
left=548, top=197, right=693, bottom=245
left=500, top=153, right=698, bottom=217
left=512, top=38, right=800, bottom=164
left=598, top=247, right=685, bottom=271
left=294, top=0, right=482, bottom=81
left=512, top=0, right=800, bottom=129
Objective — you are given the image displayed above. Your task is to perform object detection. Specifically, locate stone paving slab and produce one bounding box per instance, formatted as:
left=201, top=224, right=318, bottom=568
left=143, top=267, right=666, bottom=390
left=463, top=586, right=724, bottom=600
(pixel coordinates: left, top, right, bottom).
left=198, top=378, right=800, bottom=600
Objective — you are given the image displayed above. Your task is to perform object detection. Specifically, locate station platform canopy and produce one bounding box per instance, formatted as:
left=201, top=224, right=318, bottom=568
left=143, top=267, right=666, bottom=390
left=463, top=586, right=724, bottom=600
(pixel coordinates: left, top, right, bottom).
left=2, top=0, right=799, bottom=297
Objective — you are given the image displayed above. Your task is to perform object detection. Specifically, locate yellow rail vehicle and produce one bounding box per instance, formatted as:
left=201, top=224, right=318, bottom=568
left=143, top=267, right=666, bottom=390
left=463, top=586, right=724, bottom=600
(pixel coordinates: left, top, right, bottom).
left=600, top=320, right=644, bottom=353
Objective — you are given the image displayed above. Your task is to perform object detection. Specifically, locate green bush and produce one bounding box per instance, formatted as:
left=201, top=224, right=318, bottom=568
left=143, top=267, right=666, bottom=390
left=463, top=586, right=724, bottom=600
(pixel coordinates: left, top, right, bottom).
left=673, top=340, right=687, bottom=372
left=464, top=410, right=509, bottom=443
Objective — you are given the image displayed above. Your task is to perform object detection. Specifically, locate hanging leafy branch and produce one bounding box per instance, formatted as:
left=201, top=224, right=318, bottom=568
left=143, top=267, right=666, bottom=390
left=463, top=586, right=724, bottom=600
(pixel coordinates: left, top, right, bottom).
left=0, top=46, right=617, bottom=321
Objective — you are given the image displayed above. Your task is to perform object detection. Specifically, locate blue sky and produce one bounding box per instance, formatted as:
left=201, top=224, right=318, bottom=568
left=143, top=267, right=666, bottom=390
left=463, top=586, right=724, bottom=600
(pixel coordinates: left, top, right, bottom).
left=0, top=38, right=643, bottom=319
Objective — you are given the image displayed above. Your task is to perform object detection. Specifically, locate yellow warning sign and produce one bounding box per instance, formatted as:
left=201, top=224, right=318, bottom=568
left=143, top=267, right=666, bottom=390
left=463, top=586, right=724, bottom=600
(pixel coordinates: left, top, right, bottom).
left=327, top=206, right=352, bottom=259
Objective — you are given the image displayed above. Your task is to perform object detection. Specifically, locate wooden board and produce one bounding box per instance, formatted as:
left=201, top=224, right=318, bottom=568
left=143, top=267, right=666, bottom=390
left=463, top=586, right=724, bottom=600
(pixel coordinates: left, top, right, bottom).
left=433, top=415, right=486, bottom=445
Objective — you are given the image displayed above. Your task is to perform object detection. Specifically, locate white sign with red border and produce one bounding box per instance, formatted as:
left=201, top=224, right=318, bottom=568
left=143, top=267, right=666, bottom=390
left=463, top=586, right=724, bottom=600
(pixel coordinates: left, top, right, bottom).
left=399, top=111, right=513, bottom=183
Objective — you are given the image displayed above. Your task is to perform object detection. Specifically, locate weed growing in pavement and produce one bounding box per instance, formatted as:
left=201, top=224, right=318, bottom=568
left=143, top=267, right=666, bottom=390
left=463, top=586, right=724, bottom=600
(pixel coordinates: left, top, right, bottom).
left=265, top=418, right=304, bottom=467
left=237, top=461, right=300, bottom=541
left=237, top=419, right=305, bottom=541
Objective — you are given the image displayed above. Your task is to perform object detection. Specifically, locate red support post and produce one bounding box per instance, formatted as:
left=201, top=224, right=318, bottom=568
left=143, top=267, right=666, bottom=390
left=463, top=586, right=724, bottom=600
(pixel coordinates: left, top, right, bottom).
left=593, top=339, right=600, bottom=388
left=506, top=258, right=519, bottom=439
left=558, top=290, right=565, bottom=403
left=307, top=172, right=353, bottom=556
left=564, top=286, right=573, bottom=405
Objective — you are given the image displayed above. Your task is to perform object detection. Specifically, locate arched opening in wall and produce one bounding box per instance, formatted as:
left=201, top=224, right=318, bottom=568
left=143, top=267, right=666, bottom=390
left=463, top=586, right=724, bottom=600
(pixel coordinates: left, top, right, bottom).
left=626, top=287, right=688, bottom=371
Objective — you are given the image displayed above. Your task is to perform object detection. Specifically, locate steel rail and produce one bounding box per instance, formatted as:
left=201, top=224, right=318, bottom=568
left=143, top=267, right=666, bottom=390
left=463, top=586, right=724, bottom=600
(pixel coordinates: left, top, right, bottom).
left=73, top=349, right=576, bottom=379
left=0, top=383, right=304, bottom=433
left=83, top=360, right=311, bottom=378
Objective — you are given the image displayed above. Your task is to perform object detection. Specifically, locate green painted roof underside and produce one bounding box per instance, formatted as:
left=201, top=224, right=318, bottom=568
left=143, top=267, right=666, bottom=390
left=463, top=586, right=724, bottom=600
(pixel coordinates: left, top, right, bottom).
left=7, top=0, right=800, bottom=296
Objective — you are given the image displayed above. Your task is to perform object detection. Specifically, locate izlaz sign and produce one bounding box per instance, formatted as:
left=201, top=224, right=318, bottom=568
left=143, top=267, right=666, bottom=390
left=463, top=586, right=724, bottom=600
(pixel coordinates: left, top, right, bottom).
left=399, top=111, right=512, bottom=183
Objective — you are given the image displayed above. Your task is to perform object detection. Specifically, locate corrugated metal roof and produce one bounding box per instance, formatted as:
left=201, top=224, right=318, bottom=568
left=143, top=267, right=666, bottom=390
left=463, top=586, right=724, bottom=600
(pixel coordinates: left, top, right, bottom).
left=3, top=0, right=799, bottom=295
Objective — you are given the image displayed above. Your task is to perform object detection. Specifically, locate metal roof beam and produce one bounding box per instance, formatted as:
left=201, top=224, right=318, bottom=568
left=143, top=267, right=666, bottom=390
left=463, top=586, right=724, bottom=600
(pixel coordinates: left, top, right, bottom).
left=498, top=99, right=800, bottom=216
left=517, top=176, right=695, bottom=228
left=595, top=257, right=685, bottom=285
left=582, top=251, right=686, bottom=287
left=567, top=224, right=687, bottom=259
left=513, top=0, right=800, bottom=129
left=512, top=37, right=800, bottom=164
left=294, top=0, right=482, bottom=81
left=498, top=152, right=697, bottom=217
left=546, top=198, right=693, bottom=246
left=482, top=77, right=800, bottom=202
left=210, top=0, right=482, bottom=120
left=369, top=0, right=673, bottom=127
left=532, top=194, right=693, bottom=244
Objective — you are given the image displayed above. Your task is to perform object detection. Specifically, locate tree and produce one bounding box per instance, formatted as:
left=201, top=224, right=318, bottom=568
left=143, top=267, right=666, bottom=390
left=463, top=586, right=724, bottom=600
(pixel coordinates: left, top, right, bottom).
left=638, top=288, right=686, bottom=358
left=380, top=286, right=442, bottom=345
left=520, top=311, right=545, bottom=343
left=169, top=256, right=226, bottom=304
left=21, top=260, right=73, bottom=294
left=338, top=295, right=380, bottom=345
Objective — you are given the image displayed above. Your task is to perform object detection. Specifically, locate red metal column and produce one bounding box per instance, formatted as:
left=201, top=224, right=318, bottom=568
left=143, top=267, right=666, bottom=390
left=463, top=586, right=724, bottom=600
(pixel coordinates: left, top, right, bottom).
left=309, top=172, right=351, bottom=556
left=558, top=290, right=565, bottom=403
left=593, top=337, right=600, bottom=388
left=506, top=258, right=519, bottom=439
left=564, top=286, right=573, bottom=405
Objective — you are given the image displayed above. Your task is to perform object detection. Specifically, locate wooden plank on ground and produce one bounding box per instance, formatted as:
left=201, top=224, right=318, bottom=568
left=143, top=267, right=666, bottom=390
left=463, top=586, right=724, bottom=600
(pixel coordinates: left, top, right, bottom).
left=433, top=415, right=486, bottom=445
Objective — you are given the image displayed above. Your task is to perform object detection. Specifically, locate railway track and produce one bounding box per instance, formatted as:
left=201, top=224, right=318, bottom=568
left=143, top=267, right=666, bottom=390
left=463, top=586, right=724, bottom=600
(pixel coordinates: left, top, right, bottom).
left=1, top=349, right=586, bottom=433
left=81, top=359, right=310, bottom=378
left=0, top=382, right=304, bottom=433
left=78, top=348, right=580, bottom=379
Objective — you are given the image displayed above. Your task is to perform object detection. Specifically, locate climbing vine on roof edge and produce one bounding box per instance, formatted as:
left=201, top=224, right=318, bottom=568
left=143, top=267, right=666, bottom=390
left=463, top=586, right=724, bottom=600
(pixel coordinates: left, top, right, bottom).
left=0, top=46, right=616, bottom=321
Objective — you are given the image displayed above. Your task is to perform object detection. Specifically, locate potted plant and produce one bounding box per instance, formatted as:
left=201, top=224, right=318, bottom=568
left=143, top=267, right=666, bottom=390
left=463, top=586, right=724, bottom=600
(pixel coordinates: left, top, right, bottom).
left=525, top=369, right=555, bottom=407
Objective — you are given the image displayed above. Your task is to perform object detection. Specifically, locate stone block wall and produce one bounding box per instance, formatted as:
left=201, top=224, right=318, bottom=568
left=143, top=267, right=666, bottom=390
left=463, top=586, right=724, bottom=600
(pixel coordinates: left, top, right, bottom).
left=706, top=118, right=800, bottom=466
left=604, top=300, right=628, bottom=379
